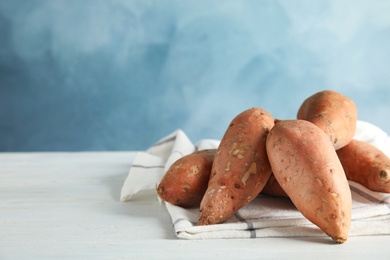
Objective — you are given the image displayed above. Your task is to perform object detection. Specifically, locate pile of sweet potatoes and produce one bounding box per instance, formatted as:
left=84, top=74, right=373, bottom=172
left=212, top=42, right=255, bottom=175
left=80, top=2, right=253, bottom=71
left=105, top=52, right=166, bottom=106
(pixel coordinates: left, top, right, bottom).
left=157, top=90, right=390, bottom=244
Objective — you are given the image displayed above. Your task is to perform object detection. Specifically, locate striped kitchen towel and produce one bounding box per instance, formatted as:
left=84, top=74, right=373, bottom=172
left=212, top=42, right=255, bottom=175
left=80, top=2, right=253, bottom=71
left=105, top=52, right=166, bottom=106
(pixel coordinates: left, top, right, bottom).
left=120, top=120, right=390, bottom=239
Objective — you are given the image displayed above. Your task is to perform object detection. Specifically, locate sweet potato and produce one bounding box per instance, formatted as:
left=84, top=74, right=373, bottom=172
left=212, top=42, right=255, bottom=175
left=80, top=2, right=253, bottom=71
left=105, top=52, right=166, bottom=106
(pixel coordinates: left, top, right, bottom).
left=266, top=119, right=352, bottom=243
left=261, top=173, right=288, bottom=198
left=157, top=149, right=216, bottom=208
left=297, top=90, right=358, bottom=150
left=198, top=107, right=274, bottom=225
left=337, top=139, right=390, bottom=193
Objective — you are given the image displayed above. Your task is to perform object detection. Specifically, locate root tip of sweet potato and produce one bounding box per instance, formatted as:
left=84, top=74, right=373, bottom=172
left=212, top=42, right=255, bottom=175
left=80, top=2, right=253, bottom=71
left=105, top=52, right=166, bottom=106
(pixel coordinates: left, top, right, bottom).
left=379, top=170, right=389, bottom=180
left=157, top=186, right=164, bottom=196
left=197, top=217, right=207, bottom=226
left=197, top=214, right=216, bottom=226
left=331, top=236, right=347, bottom=244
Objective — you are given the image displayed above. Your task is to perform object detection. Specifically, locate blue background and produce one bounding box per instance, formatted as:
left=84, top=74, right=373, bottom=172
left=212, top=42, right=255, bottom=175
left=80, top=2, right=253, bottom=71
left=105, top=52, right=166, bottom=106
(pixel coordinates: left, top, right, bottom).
left=1, top=0, right=390, bottom=151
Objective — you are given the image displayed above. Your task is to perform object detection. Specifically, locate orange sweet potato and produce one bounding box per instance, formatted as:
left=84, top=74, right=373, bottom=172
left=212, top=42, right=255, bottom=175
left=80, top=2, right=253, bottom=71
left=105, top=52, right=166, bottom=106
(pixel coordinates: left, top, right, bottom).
left=157, top=149, right=216, bottom=208
left=198, top=107, right=274, bottom=225
left=266, top=119, right=352, bottom=243
left=337, top=139, right=390, bottom=193
left=297, top=90, right=358, bottom=150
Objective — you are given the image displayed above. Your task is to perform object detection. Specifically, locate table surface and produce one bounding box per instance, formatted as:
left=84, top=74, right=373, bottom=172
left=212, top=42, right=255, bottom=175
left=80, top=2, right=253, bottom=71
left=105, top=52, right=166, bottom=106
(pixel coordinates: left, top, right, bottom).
left=1, top=151, right=390, bottom=259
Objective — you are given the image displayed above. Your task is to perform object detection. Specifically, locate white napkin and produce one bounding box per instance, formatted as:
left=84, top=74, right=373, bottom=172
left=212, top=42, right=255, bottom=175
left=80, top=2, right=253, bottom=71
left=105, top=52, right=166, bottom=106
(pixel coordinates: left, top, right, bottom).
left=120, top=121, right=390, bottom=239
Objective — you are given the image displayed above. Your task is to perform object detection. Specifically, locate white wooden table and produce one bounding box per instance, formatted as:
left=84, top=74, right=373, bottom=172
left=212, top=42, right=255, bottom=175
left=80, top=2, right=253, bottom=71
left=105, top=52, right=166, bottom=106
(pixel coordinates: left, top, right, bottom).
left=1, top=152, right=390, bottom=259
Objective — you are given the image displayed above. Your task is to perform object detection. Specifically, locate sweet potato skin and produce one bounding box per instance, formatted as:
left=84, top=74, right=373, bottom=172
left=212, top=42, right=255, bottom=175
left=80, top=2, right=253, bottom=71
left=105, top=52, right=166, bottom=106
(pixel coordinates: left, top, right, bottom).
left=198, top=108, right=274, bottom=225
left=157, top=149, right=216, bottom=208
left=297, top=90, right=358, bottom=150
left=337, top=139, right=390, bottom=193
left=266, top=119, right=352, bottom=243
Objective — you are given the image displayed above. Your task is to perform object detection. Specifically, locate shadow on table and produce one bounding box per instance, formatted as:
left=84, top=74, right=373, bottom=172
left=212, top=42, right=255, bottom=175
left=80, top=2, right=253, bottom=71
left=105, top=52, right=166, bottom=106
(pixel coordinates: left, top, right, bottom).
left=103, top=172, right=177, bottom=239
